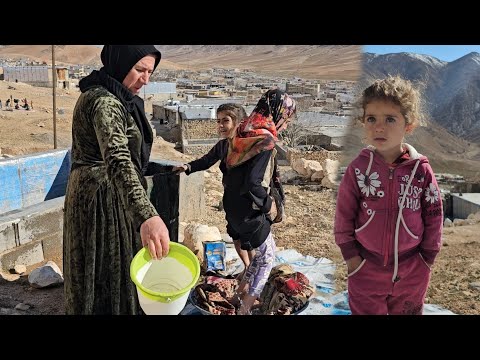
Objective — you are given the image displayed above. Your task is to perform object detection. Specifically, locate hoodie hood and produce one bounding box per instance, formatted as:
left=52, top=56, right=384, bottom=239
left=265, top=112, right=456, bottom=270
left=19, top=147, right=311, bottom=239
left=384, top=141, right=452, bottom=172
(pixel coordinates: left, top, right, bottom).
left=360, top=143, right=428, bottom=165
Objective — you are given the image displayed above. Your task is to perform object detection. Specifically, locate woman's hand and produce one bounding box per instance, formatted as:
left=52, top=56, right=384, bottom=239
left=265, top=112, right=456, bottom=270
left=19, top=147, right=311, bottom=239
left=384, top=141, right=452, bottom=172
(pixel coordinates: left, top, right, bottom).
left=140, top=216, right=170, bottom=260
left=172, top=165, right=188, bottom=174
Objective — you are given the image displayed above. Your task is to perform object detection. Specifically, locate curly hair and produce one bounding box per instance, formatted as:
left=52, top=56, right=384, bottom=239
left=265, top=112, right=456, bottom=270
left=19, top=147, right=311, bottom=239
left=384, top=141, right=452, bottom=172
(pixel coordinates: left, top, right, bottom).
left=358, top=75, right=424, bottom=130
left=217, top=103, right=247, bottom=124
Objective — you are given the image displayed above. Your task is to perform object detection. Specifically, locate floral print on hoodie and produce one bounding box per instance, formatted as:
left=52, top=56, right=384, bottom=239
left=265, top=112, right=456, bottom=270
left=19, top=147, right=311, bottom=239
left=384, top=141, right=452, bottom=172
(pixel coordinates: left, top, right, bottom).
left=334, top=144, right=443, bottom=269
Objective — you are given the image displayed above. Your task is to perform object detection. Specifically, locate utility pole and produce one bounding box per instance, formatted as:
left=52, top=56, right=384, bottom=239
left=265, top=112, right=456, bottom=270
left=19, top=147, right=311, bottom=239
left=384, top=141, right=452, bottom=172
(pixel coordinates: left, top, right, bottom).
left=52, top=45, right=57, bottom=149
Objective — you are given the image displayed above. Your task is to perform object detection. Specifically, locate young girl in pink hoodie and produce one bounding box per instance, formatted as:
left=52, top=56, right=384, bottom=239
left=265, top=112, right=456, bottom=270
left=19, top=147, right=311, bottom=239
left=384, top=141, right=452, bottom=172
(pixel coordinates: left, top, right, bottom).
left=334, top=76, right=443, bottom=315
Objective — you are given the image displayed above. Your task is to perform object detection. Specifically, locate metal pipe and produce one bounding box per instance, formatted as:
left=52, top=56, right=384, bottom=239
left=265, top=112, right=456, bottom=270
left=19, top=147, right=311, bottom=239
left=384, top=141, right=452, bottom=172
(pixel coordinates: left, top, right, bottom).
left=52, top=45, right=57, bottom=149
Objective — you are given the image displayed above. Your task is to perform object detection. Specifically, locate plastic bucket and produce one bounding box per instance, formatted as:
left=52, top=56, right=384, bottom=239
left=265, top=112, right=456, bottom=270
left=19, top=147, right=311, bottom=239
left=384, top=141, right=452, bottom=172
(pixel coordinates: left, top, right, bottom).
left=130, top=243, right=200, bottom=315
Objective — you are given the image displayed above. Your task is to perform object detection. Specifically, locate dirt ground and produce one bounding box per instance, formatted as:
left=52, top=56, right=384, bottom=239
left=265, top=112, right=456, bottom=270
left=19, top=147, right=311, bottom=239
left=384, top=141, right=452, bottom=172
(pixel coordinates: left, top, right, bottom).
left=1, top=81, right=479, bottom=315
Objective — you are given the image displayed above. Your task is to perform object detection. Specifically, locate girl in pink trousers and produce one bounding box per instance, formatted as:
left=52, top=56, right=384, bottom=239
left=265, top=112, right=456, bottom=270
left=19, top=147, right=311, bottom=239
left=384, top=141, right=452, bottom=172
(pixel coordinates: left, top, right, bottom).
left=334, top=76, right=443, bottom=315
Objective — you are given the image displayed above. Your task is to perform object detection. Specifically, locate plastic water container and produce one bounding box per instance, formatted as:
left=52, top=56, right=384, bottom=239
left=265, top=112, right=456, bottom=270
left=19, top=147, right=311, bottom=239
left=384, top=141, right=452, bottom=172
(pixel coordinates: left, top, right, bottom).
left=130, top=243, right=200, bottom=315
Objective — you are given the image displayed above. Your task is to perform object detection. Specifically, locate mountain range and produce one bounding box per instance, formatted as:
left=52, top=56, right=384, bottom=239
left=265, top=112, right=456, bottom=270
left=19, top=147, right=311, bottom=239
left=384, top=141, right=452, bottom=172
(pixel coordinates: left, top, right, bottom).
left=155, top=45, right=361, bottom=80
left=0, top=45, right=362, bottom=80
left=351, top=52, right=480, bottom=179
left=362, top=51, right=480, bottom=143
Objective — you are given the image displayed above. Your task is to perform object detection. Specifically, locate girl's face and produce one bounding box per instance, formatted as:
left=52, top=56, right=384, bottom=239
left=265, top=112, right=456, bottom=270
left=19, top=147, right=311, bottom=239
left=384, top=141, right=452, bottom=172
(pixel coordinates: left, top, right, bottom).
left=217, top=111, right=236, bottom=138
left=363, top=99, right=413, bottom=156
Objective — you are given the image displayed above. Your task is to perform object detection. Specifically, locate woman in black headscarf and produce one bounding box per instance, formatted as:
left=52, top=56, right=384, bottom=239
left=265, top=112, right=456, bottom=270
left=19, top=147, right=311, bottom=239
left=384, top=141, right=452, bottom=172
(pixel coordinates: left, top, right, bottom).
left=63, top=45, right=170, bottom=314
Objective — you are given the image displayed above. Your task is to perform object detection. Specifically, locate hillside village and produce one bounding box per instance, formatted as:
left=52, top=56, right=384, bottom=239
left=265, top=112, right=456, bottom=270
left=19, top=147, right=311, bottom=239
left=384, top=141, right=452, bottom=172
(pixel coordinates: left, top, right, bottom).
left=0, top=46, right=480, bottom=315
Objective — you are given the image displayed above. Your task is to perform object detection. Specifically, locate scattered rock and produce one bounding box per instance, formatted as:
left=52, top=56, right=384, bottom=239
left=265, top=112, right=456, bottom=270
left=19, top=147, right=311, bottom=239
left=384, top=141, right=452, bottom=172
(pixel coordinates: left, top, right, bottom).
left=28, top=261, right=64, bottom=288
left=221, top=233, right=233, bottom=243
left=15, top=303, right=30, bottom=311
left=183, top=223, right=222, bottom=264
left=469, top=282, right=480, bottom=291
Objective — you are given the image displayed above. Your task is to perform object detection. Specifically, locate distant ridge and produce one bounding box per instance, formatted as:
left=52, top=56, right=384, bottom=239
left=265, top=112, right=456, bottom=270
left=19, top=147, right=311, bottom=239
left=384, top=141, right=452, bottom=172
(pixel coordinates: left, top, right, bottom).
left=0, top=45, right=362, bottom=80
left=0, top=45, right=102, bottom=66
left=362, top=51, right=480, bottom=142
left=156, top=45, right=362, bottom=80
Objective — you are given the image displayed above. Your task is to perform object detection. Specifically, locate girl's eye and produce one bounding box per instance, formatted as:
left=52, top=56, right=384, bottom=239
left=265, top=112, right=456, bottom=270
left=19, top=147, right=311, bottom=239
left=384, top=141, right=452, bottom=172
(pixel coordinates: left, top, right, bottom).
left=366, top=116, right=375, bottom=123
left=386, top=116, right=396, bottom=123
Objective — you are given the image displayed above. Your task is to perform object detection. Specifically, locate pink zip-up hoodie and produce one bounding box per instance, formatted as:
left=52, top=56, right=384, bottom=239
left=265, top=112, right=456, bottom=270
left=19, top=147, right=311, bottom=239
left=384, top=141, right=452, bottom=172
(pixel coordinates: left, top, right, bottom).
left=334, top=144, right=443, bottom=281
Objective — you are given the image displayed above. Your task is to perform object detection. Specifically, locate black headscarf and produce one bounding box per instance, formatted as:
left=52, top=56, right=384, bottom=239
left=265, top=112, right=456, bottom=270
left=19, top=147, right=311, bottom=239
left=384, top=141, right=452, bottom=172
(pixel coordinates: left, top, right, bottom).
left=79, top=45, right=161, bottom=174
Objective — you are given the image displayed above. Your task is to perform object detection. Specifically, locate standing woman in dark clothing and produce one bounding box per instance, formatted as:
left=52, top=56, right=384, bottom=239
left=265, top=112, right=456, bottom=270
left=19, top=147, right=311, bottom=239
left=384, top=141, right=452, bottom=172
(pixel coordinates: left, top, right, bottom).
left=63, top=45, right=170, bottom=315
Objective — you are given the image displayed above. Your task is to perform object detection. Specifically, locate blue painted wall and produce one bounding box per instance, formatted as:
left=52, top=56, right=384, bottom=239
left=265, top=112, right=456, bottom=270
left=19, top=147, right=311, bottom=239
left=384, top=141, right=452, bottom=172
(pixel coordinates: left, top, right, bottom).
left=0, top=149, right=71, bottom=214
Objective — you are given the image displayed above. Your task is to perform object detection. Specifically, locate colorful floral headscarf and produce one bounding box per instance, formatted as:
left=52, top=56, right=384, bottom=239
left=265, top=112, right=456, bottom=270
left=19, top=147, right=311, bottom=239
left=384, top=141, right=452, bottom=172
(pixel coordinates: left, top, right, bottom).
left=226, top=89, right=296, bottom=168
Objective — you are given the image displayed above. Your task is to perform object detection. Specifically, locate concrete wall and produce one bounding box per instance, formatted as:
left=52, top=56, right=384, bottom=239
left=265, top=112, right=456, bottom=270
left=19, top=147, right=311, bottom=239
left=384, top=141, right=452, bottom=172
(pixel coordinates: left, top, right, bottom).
left=0, top=197, right=64, bottom=271
left=452, top=194, right=480, bottom=220
left=452, top=182, right=480, bottom=193
left=0, top=153, right=205, bottom=271
left=148, top=158, right=206, bottom=223
left=287, top=147, right=341, bottom=165
left=0, top=149, right=71, bottom=215
left=150, top=119, right=182, bottom=143
left=184, top=119, right=218, bottom=140
left=0, top=149, right=69, bottom=271
left=183, top=143, right=216, bottom=156
left=152, top=104, right=179, bottom=124
left=302, top=134, right=332, bottom=147
left=4, top=66, right=49, bottom=82
left=286, top=83, right=320, bottom=97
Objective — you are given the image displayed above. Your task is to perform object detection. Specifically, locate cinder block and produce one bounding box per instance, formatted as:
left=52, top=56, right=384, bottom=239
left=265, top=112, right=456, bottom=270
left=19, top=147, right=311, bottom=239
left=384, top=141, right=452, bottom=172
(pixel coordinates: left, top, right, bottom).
left=0, top=219, right=18, bottom=253
left=0, top=240, right=44, bottom=272
left=15, top=197, right=64, bottom=245
left=179, top=171, right=205, bottom=222
left=41, top=231, right=63, bottom=266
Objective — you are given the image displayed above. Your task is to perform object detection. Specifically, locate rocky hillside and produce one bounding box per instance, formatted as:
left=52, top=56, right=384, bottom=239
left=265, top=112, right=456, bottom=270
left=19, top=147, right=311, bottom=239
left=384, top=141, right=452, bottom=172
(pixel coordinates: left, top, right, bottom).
left=0, top=45, right=101, bottom=66
left=362, top=52, right=480, bottom=142
left=0, top=45, right=362, bottom=81
left=156, top=45, right=362, bottom=80
left=341, top=119, right=480, bottom=180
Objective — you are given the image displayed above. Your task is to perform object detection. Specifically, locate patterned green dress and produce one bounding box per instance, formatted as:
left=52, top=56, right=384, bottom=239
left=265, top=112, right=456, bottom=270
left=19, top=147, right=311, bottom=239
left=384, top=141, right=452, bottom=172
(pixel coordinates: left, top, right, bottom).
left=63, top=86, right=158, bottom=314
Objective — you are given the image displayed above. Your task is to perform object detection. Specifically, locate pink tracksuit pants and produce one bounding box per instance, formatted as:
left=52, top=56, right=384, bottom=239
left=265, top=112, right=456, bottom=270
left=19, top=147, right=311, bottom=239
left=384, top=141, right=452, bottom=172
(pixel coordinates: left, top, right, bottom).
left=347, top=253, right=431, bottom=315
